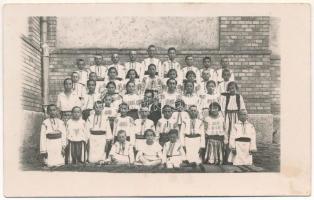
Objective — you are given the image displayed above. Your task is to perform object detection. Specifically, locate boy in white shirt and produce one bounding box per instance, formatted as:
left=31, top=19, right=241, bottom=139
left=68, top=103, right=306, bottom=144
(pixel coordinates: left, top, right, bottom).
left=109, top=130, right=135, bottom=165
left=182, top=55, right=201, bottom=83
left=107, top=53, right=126, bottom=79
left=86, top=101, right=113, bottom=163
left=66, top=106, right=88, bottom=164
left=124, top=50, right=145, bottom=79
left=215, top=57, right=235, bottom=84
left=143, top=45, right=162, bottom=77
left=40, top=104, right=66, bottom=167
left=89, top=55, right=106, bottom=81
left=75, top=58, right=89, bottom=86
left=162, top=47, right=182, bottom=80
left=228, top=109, right=257, bottom=165
left=162, top=129, right=186, bottom=169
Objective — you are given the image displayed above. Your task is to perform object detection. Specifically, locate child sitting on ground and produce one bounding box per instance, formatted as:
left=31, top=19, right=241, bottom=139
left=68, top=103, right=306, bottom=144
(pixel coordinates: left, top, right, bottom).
left=135, top=129, right=162, bottom=166
left=162, top=129, right=186, bottom=169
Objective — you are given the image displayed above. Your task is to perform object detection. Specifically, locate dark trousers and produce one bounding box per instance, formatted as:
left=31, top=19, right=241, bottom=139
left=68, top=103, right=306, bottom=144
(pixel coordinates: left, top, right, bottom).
left=66, top=141, right=86, bottom=164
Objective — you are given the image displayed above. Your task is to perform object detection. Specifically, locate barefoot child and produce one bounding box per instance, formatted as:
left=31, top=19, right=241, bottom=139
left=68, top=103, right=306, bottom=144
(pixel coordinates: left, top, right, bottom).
left=162, top=129, right=186, bottom=169
left=135, top=129, right=162, bottom=166
left=86, top=101, right=113, bottom=163
left=204, top=102, right=227, bottom=165
left=228, top=109, right=257, bottom=165
left=109, top=130, right=135, bottom=165
left=40, top=104, right=66, bottom=167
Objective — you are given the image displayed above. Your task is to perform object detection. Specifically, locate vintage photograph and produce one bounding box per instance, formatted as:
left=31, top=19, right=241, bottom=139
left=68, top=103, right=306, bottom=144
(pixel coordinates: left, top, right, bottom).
left=4, top=3, right=311, bottom=197
left=20, top=16, right=280, bottom=173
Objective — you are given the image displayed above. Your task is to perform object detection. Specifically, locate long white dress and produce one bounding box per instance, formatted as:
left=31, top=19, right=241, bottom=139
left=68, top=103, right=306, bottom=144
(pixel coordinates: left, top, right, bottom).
left=40, top=118, right=66, bottom=167
left=86, top=112, right=113, bottom=163
left=183, top=119, right=205, bottom=164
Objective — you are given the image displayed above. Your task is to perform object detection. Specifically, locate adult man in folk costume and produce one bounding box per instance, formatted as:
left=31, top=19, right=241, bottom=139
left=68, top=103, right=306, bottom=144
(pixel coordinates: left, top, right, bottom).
left=228, top=109, right=257, bottom=165
left=86, top=101, right=113, bottom=163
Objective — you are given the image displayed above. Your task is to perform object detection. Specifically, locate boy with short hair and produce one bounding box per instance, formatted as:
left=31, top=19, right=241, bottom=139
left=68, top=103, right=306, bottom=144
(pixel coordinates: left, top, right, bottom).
left=217, top=69, right=232, bottom=95
left=142, top=64, right=163, bottom=96
left=156, top=105, right=176, bottom=146
left=66, top=106, right=88, bottom=164
left=183, top=105, right=205, bottom=165
left=88, top=72, right=104, bottom=96
left=134, top=106, right=156, bottom=150
left=86, top=101, right=113, bottom=163
left=162, top=129, right=186, bottom=169
left=182, top=55, right=201, bottom=83
left=109, top=130, right=135, bottom=165
left=142, top=45, right=162, bottom=76
left=40, top=104, right=66, bottom=167
left=228, top=109, right=257, bottom=165
left=215, top=57, right=235, bottom=84
left=162, top=47, right=182, bottom=80
left=71, top=72, right=86, bottom=100
left=124, top=50, right=145, bottom=80
left=107, top=53, right=126, bottom=79
left=200, top=56, right=215, bottom=81
left=75, top=58, right=89, bottom=86
left=82, top=80, right=101, bottom=120
left=89, top=55, right=107, bottom=81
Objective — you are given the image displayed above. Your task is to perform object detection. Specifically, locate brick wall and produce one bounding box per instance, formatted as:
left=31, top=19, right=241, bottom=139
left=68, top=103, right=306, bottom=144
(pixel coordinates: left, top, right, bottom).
left=47, top=16, right=280, bottom=115
left=47, top=16, right=57, bottom=50
left=21, top=17, right=43, bottom=112
left=220, top=16, right=269, bottom=51
left=270, top=56, right=280, bottom=114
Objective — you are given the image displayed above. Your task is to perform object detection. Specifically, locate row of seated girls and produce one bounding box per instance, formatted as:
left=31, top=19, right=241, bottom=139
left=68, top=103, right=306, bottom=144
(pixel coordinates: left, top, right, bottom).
left=40, top=45, right=257, bottom=170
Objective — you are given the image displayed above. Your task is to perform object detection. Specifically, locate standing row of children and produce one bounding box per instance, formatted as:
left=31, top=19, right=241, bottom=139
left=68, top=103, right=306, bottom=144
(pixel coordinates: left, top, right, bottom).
left=40, top=45, right=257, bottom=170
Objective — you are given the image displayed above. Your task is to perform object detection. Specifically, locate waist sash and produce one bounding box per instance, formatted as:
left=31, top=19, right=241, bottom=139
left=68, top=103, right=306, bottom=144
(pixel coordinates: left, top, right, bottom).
left=235, top=137, right=251, bottom=142
left=90, top=130, right=106, bottom=135
left=46, top=133, right=62, bottom=139
left=184, top=134, right=201, bottom=138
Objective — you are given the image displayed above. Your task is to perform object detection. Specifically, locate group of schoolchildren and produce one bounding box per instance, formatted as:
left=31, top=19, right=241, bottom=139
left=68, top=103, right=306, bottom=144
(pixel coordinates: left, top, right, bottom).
left=40, top=45, right=257, bottom=170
